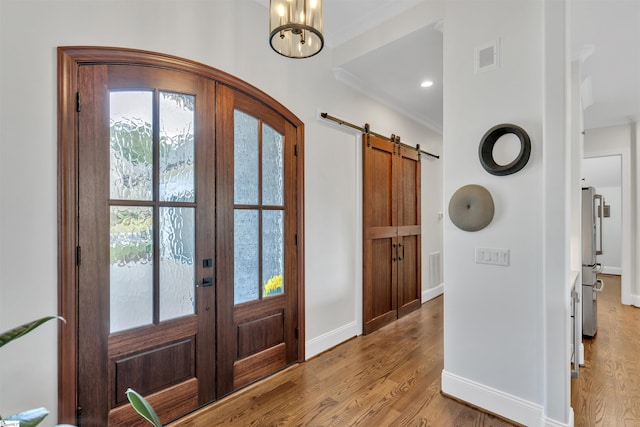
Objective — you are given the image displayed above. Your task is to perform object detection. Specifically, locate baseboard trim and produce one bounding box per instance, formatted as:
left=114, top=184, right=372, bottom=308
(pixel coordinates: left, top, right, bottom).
left=305, top=320, right=359, bottom=359
left=545, top=408, right=574, bottom=427
left=422, top=283, right=444, bottom=303
left=441, top=370, right=544, bottom=426
left=632, top=293, right=640, bottom=308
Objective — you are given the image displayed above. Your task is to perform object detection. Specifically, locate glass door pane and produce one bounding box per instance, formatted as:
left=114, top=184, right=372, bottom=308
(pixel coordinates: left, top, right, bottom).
left=233, top=110, right=285, bottom=305
left=234, top=210, right=259, bottom=304
left=159, top=92, right=195, bottom=202
left=110, top=91, right=153, bottom=201
left=234, top=110, right=259, bottom=205
left=159, top=92, right=196, bottom=321
left=262, top=124, right=284, bottom=206
left=159, top=206, right=195, bottom=321
left=109, top=90, right=197, bottom=332
left=110, top=91, right=154, bottom=333
left=263, top=210, right=284, bottom=297
left=110, top=206, right=153, bottom=333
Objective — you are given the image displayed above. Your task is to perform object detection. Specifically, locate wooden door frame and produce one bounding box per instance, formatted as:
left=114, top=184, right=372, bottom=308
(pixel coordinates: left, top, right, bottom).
left=57, top=46, right=306, bottom=424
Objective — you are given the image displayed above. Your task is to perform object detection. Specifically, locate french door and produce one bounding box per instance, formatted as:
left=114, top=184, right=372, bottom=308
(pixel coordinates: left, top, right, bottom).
left=77, top=64, right=214, bottom=425
left=362, top=133, right=421, bottom=334
left=59, top=47, right=304, bottom=426
left=215, top=85, right=300, bottom=395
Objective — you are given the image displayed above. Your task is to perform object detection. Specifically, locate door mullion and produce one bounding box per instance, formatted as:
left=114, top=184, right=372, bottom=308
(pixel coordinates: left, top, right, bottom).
left=152, top=89, right=161, bottom=325
left=258, top=120, right=264, bottom=300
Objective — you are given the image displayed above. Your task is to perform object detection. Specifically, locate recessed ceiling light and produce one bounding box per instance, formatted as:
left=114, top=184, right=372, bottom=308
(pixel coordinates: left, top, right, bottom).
left=421, top=80, right=434, bottom=88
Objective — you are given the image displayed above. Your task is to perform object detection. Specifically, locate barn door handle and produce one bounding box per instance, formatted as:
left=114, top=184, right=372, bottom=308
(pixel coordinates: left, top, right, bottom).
left=398, top=244, right=404, bottom=261
left=197, top=277, right=214, bottom=288
left=392, top=243, right=397, bottom=261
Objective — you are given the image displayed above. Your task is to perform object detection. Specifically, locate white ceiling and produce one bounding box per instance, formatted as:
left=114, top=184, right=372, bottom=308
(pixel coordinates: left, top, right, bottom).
left=571, top=0, right=640, bottom=130
left=264, top=0, right=639, bottom=134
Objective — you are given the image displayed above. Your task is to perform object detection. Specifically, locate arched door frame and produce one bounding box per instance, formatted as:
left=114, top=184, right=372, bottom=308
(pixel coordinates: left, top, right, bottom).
left=57, top=46, right=305, bottom=424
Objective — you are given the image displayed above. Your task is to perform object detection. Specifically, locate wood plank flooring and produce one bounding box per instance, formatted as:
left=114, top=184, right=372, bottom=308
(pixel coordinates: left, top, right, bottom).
left=167, top=277, right=640, bottom=426
left=572, top=274, right=640, bottom=426
left=169, top=296, right=513, bottom=426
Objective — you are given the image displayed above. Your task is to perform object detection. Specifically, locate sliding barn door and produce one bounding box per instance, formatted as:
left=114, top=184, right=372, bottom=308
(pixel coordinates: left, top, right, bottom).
left=363, top=134, right=398, bottom=334
left=396, top=146, right=421, bottom=318
left=363, top=134, right=421, bottom=334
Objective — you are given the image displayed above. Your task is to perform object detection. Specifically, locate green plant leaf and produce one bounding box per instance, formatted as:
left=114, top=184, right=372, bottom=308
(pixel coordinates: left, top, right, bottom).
left=4, top=407, right=49, bottom=427
left=0, top=316, right=65, bottom=349
left=126, top=388, right=162, bottom=427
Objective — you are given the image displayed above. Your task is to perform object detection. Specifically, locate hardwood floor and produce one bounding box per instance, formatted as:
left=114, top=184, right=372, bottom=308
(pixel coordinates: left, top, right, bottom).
left=572, top=274, right=640, bottom=426
left=169, top=296, right=514, bottom=426
left=167, top=278, right=640, bottom=426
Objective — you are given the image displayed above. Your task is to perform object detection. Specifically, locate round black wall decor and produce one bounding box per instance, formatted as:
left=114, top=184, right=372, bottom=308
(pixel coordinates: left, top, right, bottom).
left=479, top=124, right=531, bottom=176
left=448, top=184, right=495, bottom=232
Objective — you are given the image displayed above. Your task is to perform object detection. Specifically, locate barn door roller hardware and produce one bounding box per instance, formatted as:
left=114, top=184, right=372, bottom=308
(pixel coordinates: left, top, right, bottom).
left=320, top=112, right=440, bottom=159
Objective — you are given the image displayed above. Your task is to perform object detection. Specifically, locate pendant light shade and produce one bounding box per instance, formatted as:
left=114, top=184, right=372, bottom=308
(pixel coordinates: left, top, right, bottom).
left=270, top=0, right=324, bottom=58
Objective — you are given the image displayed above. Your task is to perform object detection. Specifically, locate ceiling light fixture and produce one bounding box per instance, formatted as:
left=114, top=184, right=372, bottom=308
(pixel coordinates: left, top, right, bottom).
left=270, top=0, right=324, bottom=59
left=421, top=80, right=434, bottom=88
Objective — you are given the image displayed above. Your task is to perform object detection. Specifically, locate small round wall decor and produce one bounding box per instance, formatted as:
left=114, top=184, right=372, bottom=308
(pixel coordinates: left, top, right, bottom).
left=479, top=123, right=531, bottom=176
left=448, top=184, right=495, bottom=232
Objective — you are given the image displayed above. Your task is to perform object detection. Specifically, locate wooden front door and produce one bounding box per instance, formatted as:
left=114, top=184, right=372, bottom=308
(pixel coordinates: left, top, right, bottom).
left=215, top=85, right=299, bottom=395
left=77, top=64, right=215, bottom=425
left=362, top=133, right=421, bottom=334
left=59, top=47, right=305, bottom=426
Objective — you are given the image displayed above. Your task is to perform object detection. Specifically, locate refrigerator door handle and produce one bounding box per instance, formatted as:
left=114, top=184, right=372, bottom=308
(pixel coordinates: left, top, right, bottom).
left=594, top=278, right=605, bottom=293
left=595, top=194, right=604, bottom=255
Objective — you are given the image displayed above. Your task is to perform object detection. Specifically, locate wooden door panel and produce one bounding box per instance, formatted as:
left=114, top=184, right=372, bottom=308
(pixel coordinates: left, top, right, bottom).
left=108, top=379, right=198, bottom=426
left=370, top=239, right=396, bottom=317
left=113, top=338, right=194, bottom=405
left=108, top=316, right=200, bottom=410
left=397, top=235, right=421, bottom=318
left=369, top=145, right=394, bottom=227
left=363, top=235, right=398, bottom=334
left=237, top=311, right=285, bottom=358
left=398, top=149, right=420, bottom=227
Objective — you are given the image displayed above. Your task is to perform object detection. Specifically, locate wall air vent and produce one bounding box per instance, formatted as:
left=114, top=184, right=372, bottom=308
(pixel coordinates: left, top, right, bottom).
left=474, top=39, right=500, bottom=73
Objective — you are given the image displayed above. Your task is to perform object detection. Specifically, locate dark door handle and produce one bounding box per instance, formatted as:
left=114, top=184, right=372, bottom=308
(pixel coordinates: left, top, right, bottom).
left=398, top=244, right=404, bottom=261
left=197, top=277, right=214, bottom=288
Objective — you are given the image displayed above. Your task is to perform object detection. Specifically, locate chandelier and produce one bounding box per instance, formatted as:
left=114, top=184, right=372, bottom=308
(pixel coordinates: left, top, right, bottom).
left=269, top=0, right=324, bottom=58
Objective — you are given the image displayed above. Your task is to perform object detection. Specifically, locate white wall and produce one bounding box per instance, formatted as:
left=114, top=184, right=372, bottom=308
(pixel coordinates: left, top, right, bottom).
left=442, top=1, right=571, bottom=425
left=595, top=186, right=622, bottom=273
left=0, top=1, right=443, bottom=424
left=422, top=151, right=444, bottom=298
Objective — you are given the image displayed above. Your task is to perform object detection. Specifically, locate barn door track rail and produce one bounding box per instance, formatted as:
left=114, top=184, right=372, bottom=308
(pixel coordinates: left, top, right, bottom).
left=320, top=112, right=440, bottom=159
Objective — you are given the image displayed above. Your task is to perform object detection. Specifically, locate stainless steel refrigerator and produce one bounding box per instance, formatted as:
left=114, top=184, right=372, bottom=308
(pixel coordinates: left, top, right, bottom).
left=582, top=186, right=605, bottom=337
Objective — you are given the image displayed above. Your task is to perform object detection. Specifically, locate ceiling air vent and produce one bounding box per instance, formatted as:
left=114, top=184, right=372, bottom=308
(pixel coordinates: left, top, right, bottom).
left=474, top=39, right=500, bottom=73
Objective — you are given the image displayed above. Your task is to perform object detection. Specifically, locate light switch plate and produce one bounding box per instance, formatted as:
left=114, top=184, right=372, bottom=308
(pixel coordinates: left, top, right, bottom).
left=475, top=248, right=510, bottom=266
